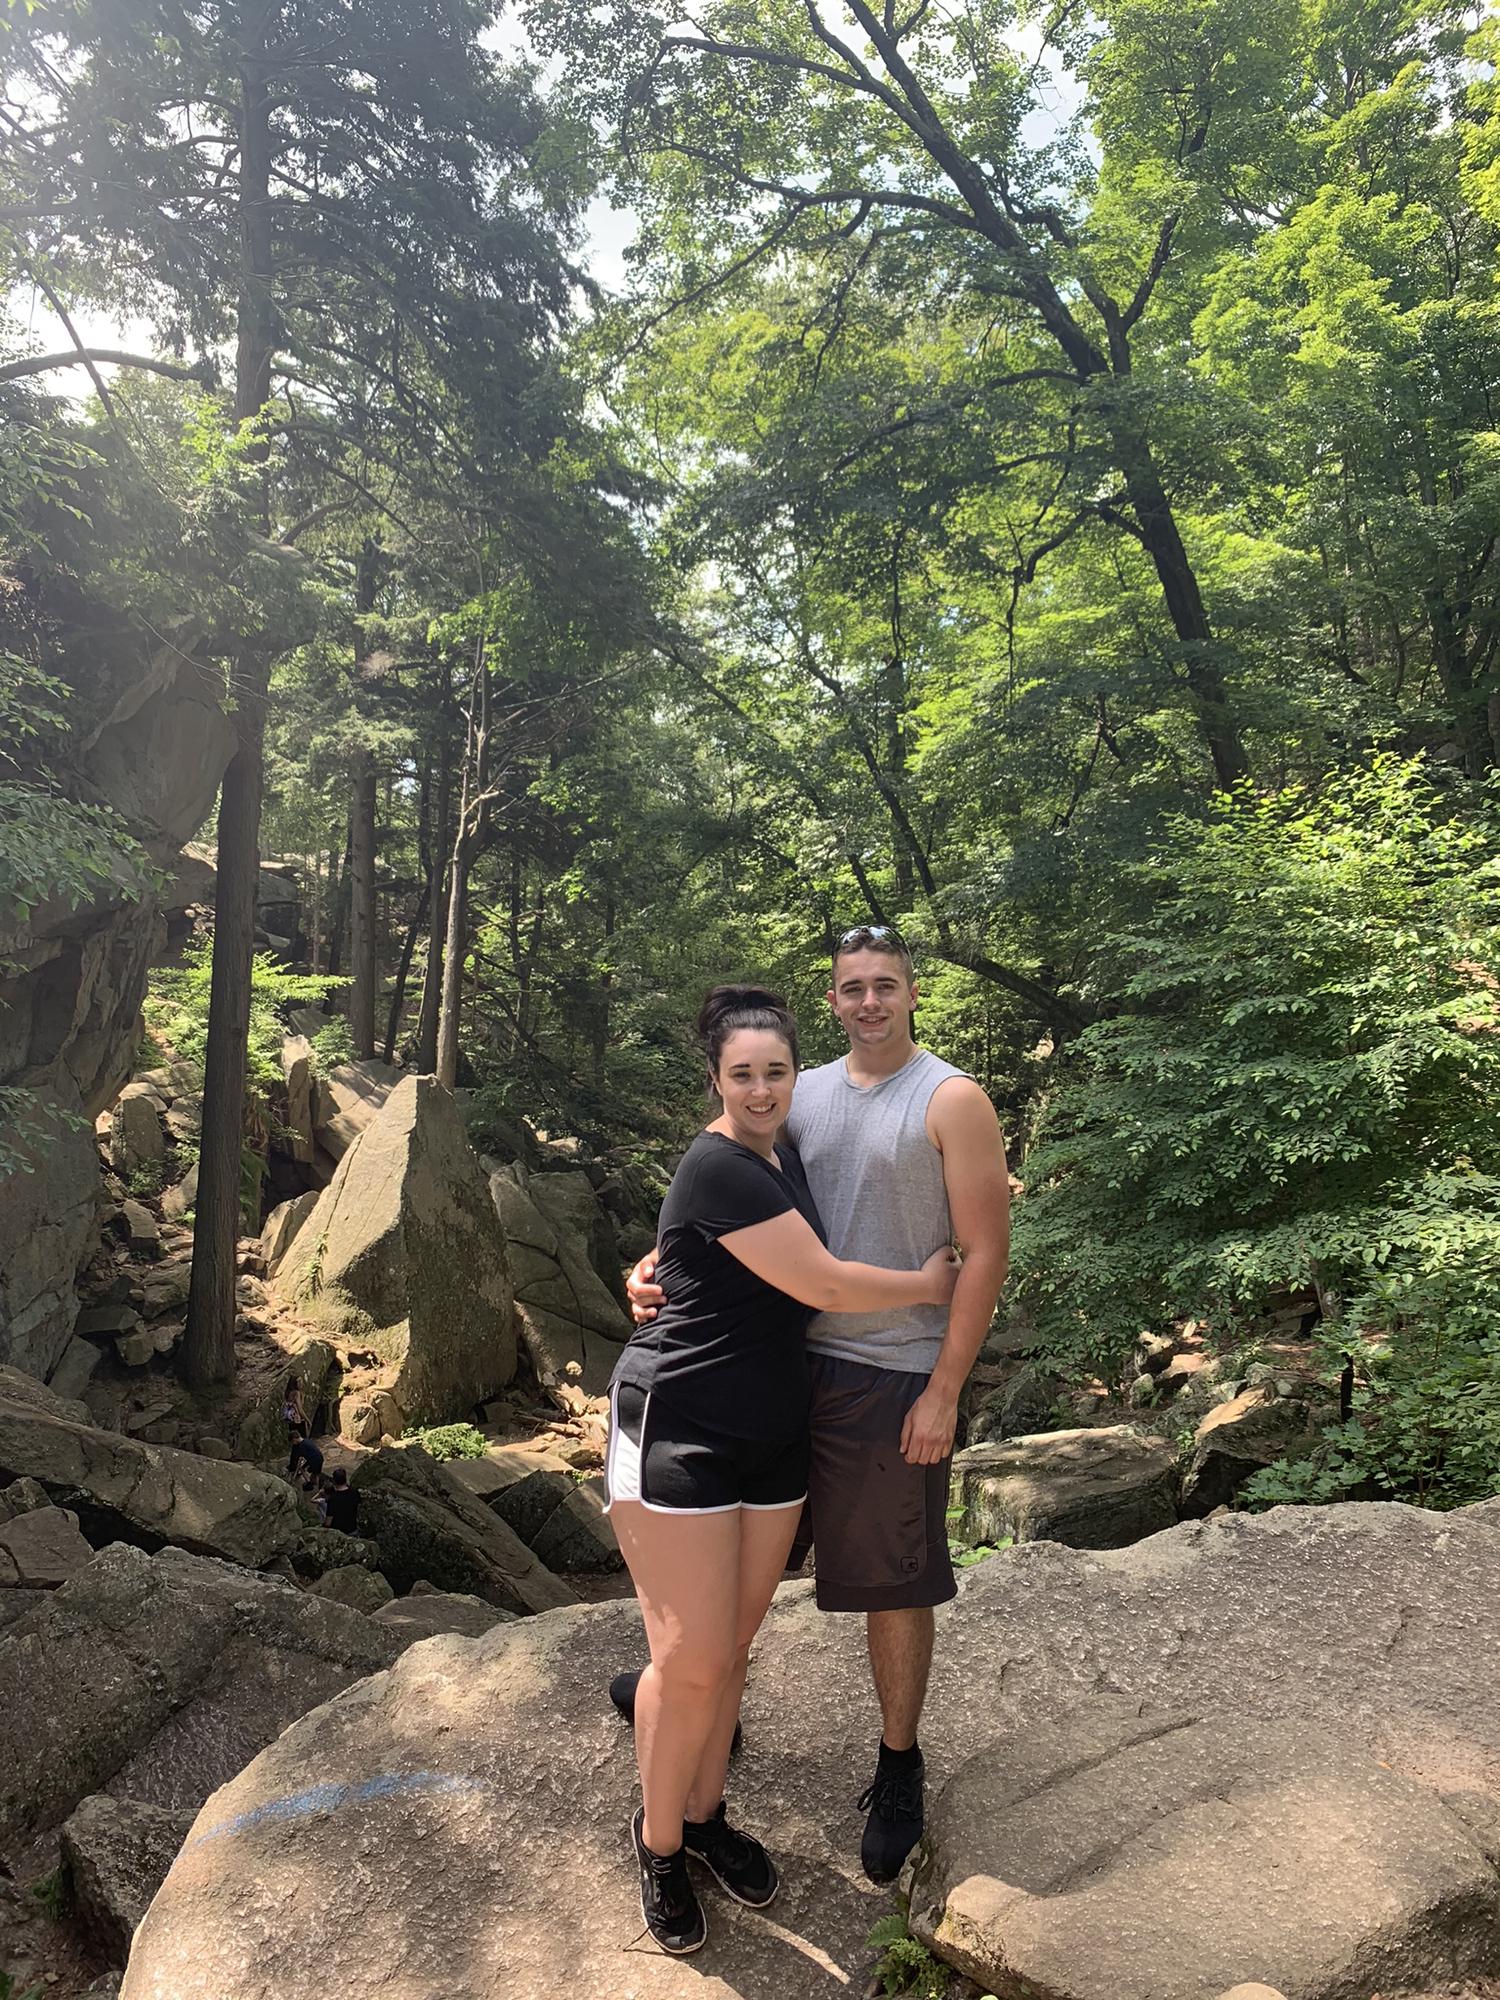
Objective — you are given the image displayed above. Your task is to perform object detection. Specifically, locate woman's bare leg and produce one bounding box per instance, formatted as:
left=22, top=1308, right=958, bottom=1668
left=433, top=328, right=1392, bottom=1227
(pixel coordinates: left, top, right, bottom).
left=685, top=1501, right=802, bottom=1821
left=611, top=1501, right=742, bottom=1856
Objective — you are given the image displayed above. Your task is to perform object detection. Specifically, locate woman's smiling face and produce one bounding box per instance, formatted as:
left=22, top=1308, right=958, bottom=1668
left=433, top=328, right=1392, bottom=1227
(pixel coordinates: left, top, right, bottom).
left=712, top=1026, right=797, bottom=1141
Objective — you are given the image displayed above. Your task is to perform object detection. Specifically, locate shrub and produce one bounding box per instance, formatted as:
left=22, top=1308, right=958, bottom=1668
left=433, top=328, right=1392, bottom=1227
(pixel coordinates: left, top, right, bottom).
left=407, top=1422, right=488, bottom=1461
left=867, top=1910, right=951, bottom=1998
left=1011, top=757, right=1500, bottom=1506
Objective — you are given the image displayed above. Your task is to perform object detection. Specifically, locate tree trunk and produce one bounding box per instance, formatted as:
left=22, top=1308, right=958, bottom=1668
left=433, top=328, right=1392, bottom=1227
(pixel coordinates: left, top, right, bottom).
left=437, top=640, right=490, bottom=1090
left=414, top=719, right=452, bottom=1074
left=385, top=755, right=432, bottom=1063
left=348, top=749, right=378, bottom=1057
left=1106, top=416, right=1249, bottom=790
left=435, top=820, right=473, bottom=1092
left=347, top=542, right=380, bottom=1056
left=308, top=849, right=322, bottom=976
left=182, top=32, right=277, bottom=1388
left=326, top=828, right=351, bottom=978
left=591, top=892, right=614, bottom=1092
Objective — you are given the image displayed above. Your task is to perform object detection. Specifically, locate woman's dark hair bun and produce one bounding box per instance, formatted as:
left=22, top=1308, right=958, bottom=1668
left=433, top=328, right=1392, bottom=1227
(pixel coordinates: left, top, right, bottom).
left=697, top=983, right=800, bottom=1088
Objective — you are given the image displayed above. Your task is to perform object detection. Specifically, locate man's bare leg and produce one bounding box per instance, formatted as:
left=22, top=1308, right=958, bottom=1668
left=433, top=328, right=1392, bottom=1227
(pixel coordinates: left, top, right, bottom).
left=866, top=1606, right=934, bottom=1751
left=860, top=1605, right=934, bottom=1881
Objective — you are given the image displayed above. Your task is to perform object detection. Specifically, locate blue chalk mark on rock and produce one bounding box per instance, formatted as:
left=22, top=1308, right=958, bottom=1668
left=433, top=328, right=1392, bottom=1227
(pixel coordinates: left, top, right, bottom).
left=191, top=1770, right=486, bottom=1846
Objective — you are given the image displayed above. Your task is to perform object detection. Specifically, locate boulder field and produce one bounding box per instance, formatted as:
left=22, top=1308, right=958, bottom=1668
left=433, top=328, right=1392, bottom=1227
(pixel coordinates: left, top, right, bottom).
left=123, top=1500, right=1500, bottom=2000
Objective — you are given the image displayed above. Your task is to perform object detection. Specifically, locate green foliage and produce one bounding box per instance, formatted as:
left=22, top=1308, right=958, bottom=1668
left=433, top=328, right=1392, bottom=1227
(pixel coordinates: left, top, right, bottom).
left=950, top=1538, right=1013, bottom=1570
left=866, top=1911, right=950, bottom=1999
left=0, top=1970, right=45, bottom=2000
left=0, top=653, right=154, bottom=930
left=945, top=1504, right=1014, bottom=1569
left=147, top=939, right=345, bottom=1100
left=1246, top=1253, right=1500, bottom=1510
left=145, top=941, right=345, bottom=1224
left=27, top=1869, right=67, bottom=1920
left=407, top=1423, right=489, bottom=1461
left=308, top=1019, right=353, bottom=1073
left=0, top=1086, right=85, bottom=1183
left=1013, top=758, right=1500, bottom=1387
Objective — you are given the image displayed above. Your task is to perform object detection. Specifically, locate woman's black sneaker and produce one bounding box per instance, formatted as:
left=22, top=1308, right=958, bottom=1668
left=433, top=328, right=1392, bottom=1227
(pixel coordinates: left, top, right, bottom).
left=857, top=1753, right=925, bottom=1884
left=609, top=1668, right=744, bottom=1757
left=631, top=1808, right=707, bottom=1955
left=682, top=1801, right=779, bottom=1907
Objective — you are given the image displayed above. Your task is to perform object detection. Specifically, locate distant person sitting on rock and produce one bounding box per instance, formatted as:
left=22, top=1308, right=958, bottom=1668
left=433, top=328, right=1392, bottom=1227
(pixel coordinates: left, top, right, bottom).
left=323, top=1467, right=359, bottom=1534
left=604, top=984, right=959, bottom=1956
left=288, top=1435, right=323, bottom=1491
left=282, top=1378, right=309, bottom=1453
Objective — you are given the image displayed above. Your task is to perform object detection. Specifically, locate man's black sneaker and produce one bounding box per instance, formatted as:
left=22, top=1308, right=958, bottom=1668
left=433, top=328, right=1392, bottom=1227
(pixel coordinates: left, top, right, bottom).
left=682, top=1801, right=779, bottom=1908
left=857, top=1754, right=925, bottom=1884
left=631, top=1807, right=707, bottom=1955
left=609, top=1668, right=743, bottom=1757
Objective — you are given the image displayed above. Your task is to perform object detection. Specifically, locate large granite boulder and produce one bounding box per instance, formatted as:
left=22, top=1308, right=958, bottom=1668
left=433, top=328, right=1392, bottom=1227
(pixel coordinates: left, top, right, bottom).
left=308, top=1565, right=395, bottom=1614
left=370, top=1583, right=518, bottom=1642
left=526, top=1168, right=629, bottom=1309
left=313, top=1058, right=401, bottom=1166
left=0, top=1501, right=94, bottom=1586
left=909, top=1700, right=1500, bottom=2000
left=349, top=1444, right=576, bottom=1615
left=0, top=646, right=234, bottom=1381
left=488, top=1164, right=630, bottom=1394
left=256, top=1190, right=318, bottom=1279
left=278, top=1035, right=316, bottom=1166
left=119, top=1501, right=1500, bottom=2000
left=108, top=1087, right=166, bottom=1181
left=1181, top=1388, right=1325, bottom=1515
left=275, top=1077, right=516, bottom=1425
left=968, top=1362, right=1064, bottom=1446
left=62, top=1795, right=196, bottom=1965
left=953, top=1424, right=1180, bottom=1549
left=0, top=1542, right=402, bottom=1846
left=0, top=1365, right=303, bottom=1566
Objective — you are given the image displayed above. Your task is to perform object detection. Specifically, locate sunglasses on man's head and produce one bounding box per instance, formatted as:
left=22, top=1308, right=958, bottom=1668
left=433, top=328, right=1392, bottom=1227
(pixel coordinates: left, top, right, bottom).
left=836, top=924, right=908, bottom=953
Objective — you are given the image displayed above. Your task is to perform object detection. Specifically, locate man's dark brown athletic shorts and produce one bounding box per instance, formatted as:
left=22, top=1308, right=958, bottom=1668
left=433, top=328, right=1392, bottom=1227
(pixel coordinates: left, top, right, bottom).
left=791, top=1351, right=958, bottom=1614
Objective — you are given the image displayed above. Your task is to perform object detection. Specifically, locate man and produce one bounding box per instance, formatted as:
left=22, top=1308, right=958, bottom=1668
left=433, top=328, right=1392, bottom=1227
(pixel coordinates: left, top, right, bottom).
left=622, top=924, right=1010, bottom=1882
left=323, top=1466, right=359, bottom=1534
left=288, top=1434, right=323, bottom=1492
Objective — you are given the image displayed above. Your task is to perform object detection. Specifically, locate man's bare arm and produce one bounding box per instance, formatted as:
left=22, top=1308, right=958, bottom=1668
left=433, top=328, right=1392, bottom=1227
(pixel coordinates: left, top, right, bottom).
left=899, top=1079, right=1011, bottom=1467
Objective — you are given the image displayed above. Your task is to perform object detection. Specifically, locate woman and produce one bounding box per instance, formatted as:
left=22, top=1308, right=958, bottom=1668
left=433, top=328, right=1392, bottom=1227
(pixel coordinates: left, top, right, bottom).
left=606, top=985, right=958, bottom=1954
left=281, top=1377, right=309, bottom=1474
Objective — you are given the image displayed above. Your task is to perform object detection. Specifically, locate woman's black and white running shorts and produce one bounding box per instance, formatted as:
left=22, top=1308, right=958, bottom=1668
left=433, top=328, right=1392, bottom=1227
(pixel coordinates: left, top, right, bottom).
left=605, top=1381, right=809, bottom=1515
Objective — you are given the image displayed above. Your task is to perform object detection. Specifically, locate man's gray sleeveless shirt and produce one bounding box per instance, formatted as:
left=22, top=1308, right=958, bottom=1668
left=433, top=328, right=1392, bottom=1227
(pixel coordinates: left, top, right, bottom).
left=784, top=1047, right=967, bottom=1375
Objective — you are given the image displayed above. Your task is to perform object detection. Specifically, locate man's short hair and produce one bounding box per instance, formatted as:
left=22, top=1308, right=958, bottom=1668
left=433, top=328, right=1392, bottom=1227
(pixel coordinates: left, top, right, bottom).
left=831, top=923, right=914, bottom=981
left=330, top=1467, right=349, bottom=1487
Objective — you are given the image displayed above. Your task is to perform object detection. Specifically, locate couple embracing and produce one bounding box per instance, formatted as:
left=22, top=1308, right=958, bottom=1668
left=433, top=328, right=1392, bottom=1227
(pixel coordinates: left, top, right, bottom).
left=603, top=925, right=1011, bottom=1954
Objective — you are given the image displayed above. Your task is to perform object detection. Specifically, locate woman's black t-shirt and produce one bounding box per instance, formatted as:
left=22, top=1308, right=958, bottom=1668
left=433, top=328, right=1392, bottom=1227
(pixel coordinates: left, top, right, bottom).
left=610, top=1131, right=826, bottom=1442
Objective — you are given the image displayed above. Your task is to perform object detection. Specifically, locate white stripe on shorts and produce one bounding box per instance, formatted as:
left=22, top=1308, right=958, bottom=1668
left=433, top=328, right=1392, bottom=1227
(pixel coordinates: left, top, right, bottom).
left=603, top=1380, right=648, bottom=1511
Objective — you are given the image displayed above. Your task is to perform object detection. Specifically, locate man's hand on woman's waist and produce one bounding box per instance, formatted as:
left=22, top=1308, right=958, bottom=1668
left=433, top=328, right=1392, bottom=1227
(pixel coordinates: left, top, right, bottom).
left=626, top=1251, right=665, bottom=1325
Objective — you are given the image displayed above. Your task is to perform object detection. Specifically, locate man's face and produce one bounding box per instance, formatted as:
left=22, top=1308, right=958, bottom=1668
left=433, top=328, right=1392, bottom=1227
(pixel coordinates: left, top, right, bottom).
left=828, top=948, right=917, bottom=1050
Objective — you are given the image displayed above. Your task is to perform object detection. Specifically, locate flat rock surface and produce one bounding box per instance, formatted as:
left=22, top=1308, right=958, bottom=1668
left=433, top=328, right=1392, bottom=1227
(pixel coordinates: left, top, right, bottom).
left=123, top=1502, right=1500, bottom=2000
left=909, top=1700, right=1500, bottom=1999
